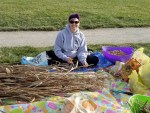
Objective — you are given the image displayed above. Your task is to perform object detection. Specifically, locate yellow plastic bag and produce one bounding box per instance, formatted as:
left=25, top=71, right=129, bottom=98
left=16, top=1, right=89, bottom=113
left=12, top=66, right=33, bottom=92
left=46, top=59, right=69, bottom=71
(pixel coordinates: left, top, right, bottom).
left=132, top=47, right=149, bottom=65
left=131, top=47, right=150, bottom=89
left=139, top=62, right=150, bottom=89
left=128, top=70, right=149, bottom=94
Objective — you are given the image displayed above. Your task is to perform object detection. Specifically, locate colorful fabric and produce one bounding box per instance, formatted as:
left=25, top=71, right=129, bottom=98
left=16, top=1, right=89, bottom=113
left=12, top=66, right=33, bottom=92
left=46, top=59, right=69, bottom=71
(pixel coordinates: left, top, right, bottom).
left=0, top=96, right=65, bottom=113
left=0, top=70, right=132, bottom=113
left=0, top=90, right=130, bottom=113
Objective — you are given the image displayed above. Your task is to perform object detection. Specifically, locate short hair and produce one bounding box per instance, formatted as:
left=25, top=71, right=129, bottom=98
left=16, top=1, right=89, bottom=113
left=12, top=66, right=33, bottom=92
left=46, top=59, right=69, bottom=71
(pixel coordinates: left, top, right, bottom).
left=68, top=13, right=80, bottom=21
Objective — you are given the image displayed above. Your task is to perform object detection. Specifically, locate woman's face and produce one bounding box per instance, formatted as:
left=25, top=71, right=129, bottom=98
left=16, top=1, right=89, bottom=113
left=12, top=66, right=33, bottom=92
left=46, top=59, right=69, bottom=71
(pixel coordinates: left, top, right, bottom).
left=69, top=18, right=80, bottom=32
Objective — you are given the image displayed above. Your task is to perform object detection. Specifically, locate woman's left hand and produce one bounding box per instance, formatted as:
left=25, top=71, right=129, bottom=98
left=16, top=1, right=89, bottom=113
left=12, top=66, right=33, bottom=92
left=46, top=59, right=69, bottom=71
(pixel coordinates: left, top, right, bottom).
left=83, top=62, right=89, bottom=67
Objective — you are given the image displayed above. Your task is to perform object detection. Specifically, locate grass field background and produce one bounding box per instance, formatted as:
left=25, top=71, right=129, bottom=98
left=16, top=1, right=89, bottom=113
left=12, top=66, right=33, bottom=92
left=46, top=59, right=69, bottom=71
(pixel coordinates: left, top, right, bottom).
left=0, top=0, right=150, bottom=63
left=0, top=44, right=149, bottom=64
left=0, top=0, right=150, bottom=31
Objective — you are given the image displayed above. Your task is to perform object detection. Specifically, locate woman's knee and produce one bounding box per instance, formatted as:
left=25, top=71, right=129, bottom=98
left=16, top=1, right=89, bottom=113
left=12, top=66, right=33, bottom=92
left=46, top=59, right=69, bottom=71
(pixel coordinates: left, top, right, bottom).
left=86, top=55, right=99, bottom=66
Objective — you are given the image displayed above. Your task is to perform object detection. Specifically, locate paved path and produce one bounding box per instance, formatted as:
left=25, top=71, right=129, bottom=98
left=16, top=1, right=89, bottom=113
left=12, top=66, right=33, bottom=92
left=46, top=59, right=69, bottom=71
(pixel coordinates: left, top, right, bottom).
left=0, top=27, right=150, bottom=47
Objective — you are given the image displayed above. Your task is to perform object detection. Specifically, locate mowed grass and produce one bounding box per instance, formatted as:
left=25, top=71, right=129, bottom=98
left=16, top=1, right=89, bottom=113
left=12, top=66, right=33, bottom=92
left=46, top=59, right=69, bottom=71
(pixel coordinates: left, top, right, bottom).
left=0, top=0, right=150, bottom=31
left=0, top=44, right=150, bottom=64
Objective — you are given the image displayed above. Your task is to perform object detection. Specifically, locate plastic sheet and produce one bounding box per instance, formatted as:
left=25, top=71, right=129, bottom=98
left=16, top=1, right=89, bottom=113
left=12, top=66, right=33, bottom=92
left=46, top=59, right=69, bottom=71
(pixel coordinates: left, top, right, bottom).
left=21, top=51, right=48, bottom=66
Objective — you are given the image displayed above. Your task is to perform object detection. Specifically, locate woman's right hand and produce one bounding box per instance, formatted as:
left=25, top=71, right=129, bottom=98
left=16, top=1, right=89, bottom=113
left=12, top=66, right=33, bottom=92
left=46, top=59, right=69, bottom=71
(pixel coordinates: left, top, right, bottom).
left=67, top=57, right=73, bottom=64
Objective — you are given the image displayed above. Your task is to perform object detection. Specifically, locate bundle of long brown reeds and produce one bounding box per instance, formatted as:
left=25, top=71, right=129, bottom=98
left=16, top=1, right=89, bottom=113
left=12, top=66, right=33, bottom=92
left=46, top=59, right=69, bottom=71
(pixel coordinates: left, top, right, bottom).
left=0, top=64, right=105, bottom=104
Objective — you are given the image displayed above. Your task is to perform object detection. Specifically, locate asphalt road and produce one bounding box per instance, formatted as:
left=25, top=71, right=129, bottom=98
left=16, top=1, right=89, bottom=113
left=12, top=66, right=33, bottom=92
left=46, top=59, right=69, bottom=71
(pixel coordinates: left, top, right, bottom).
left=0, top=27, right=150, bottom=47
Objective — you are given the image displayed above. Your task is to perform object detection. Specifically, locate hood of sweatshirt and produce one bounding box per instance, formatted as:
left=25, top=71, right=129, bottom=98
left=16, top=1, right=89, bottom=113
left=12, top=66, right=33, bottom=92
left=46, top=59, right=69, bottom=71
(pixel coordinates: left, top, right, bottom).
left=66, top=24, right=80, bottom=35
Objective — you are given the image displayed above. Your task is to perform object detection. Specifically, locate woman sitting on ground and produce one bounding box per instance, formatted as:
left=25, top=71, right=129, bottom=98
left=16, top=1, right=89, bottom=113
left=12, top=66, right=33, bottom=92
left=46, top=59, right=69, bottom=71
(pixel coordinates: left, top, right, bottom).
left=46, top=13, right=98, bottom=67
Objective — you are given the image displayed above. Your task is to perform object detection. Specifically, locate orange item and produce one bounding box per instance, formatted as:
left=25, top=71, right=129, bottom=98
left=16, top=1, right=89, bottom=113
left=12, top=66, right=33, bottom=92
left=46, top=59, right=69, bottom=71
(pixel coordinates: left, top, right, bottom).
left=82, top=99, right=97, bottom=111
left=120, top=58, right=141, bottom=82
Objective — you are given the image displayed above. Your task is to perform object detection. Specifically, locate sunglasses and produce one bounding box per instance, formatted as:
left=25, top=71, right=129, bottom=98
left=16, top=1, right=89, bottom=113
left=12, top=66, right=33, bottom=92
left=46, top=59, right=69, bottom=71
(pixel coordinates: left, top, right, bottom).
left=69, top=21, right=79, bottom=24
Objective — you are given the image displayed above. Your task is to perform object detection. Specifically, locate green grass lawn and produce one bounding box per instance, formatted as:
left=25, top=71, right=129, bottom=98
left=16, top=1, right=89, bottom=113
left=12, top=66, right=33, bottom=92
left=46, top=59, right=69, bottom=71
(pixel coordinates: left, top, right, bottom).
left=1, top=0, right=150, bottom=64
left=0, top=44, right=149, bottom=64
left=0, top=0, right=150, bottom=31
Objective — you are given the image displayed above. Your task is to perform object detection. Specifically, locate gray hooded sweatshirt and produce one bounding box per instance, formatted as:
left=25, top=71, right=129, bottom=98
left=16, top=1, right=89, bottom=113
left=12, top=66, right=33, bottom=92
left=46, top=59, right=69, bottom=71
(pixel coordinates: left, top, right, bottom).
left=54, top=25, right=88, bottom=65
